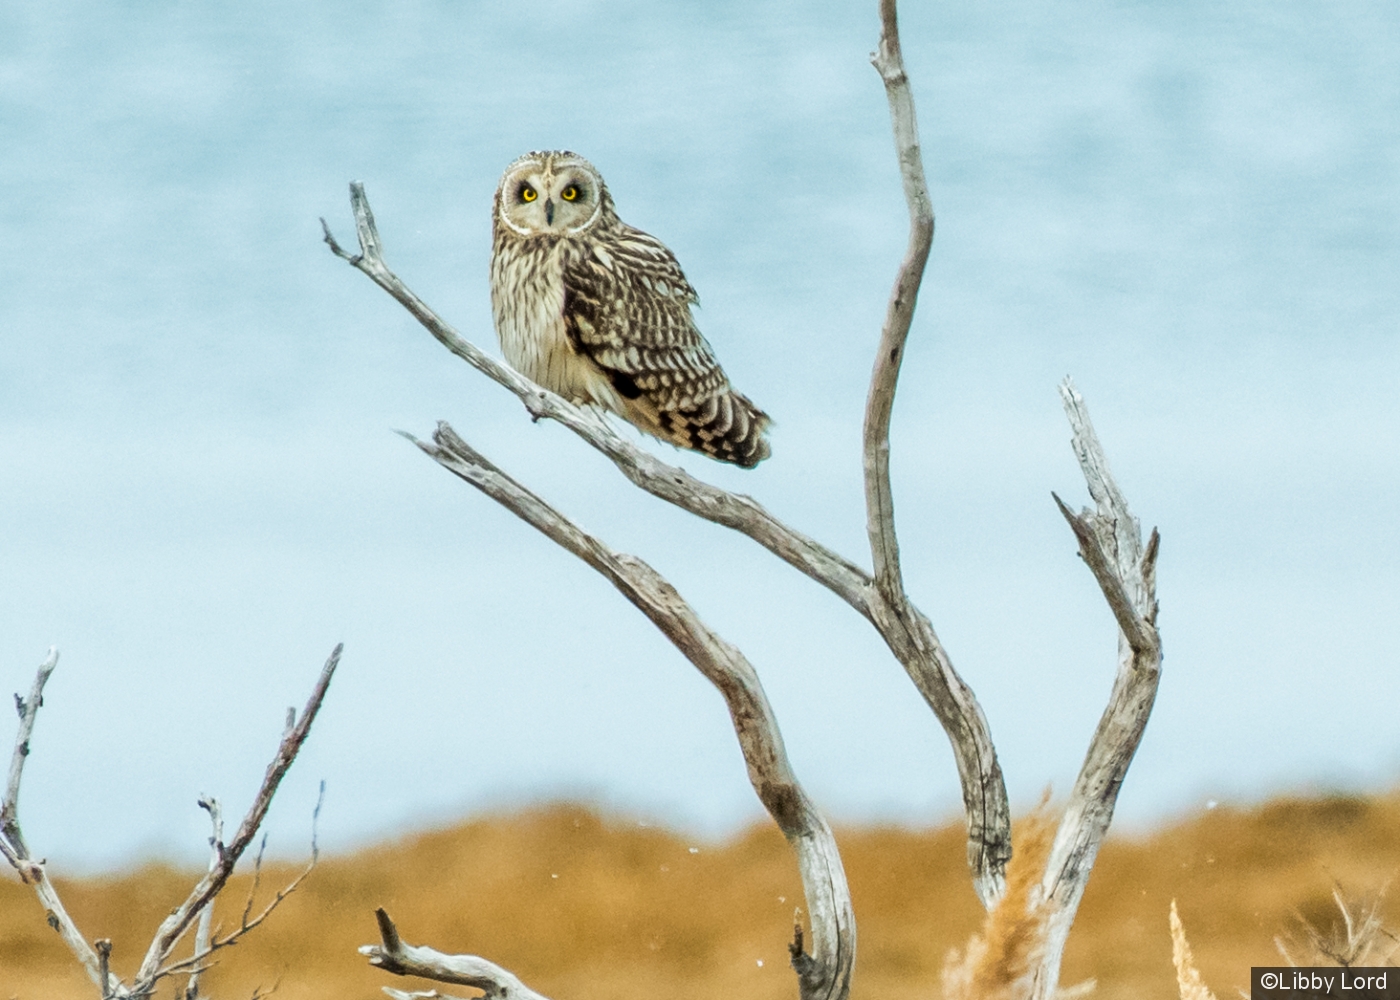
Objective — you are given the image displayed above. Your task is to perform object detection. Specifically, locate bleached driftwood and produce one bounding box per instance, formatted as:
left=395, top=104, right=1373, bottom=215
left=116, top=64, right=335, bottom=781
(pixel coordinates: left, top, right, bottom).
left=326, top=0, right=1163, bottom=995
left=355, top=422, right=855, bottom=1000
left=1025, top=381, right=1163, bottom=999
left=865, top=0, right=1011, bottom=906
left=363, top=908, right=554, bottom=1000
left=321, top=0, right=1009, bottom=919
left=0, top=645, right=341, bottom=998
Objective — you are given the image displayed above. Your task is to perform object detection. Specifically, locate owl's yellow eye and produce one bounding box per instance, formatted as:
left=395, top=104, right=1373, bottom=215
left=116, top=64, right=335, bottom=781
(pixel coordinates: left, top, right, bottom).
left=561, top=184, right=580, bottom=202
left=520, top=185, right=538, bottom=203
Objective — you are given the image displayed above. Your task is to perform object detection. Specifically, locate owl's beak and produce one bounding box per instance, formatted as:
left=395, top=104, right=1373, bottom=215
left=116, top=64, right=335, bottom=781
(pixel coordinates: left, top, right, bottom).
left=544, top=198, right=554, bottom=225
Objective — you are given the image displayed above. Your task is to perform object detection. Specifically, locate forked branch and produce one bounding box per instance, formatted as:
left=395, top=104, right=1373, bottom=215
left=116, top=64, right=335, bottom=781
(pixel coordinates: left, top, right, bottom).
left=324, top=0, right=1163, bottom=994
left=321, top=3, right=1014, bottom=892
left=131, top=644, right=341, bottom=992
left=324, top=126, right=1009, bottom=906
left=2, top=645, right=341, bottom=999
left=1025, top=379, right=1163, bottom=1000
left=862, top=0, right=1010, bottom=905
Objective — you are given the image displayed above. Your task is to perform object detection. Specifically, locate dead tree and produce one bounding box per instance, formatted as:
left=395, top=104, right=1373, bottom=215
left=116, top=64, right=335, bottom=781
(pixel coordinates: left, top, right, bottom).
left=1, top=644, right=341, bottom=999
left=323, top=0, right=1161, bottom=996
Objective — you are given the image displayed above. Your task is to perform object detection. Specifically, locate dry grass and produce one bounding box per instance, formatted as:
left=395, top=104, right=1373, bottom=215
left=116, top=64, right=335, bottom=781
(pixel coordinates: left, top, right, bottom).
left=1169, top=899, right=1218, bottom=1000
left=941, top=808, right=1056, bottom=1000
left=4, top=791, right=1400, bottom=1000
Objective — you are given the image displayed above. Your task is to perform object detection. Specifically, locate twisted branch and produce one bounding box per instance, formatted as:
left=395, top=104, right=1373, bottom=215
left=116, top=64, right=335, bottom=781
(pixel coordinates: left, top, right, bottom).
left=364, top=423, right=855, bottom=1000
left=323, top=125, right=1009, bottom=902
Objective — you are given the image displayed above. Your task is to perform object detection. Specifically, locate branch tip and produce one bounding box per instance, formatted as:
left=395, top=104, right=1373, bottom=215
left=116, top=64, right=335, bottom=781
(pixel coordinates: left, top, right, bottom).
left=376, top=908, right=403, bottom=954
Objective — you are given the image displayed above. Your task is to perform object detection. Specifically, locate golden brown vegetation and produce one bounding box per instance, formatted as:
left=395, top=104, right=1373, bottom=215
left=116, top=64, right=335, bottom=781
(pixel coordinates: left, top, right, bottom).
left=4, top=791, right=1399, bottom=1000
left=941, top=808, right=1057, bottom=1000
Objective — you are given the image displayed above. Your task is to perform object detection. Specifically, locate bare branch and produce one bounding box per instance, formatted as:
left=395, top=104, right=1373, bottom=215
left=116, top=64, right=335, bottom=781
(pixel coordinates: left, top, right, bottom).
left=860, top=0, right=1012, bottom=905
left=1, top=649, right=116, bottom=995
left=1027, top=379, right=1164, bottom=999
left=154, top=780, right=325, bottom=989
left=324, top=189, right=871, bottom=612
left=326, top=173, right=1010, bottom=905
left=865, top=0, right=934, bottom=602
left=395, top=423, right=854, bottom=1000
left=241, top=833, right=268, bottom=930
left=362, top=909, right=554, bottom=1000
left=132, top=644, right=342, bottom=992
left=2, top=646, right=58, bottom=859
left=183, top=796, right=224, bottom=1000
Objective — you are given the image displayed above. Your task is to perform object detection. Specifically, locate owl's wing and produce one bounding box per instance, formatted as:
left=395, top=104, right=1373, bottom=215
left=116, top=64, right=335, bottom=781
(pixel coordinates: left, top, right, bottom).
left=560, top=226, right=729, bottom=412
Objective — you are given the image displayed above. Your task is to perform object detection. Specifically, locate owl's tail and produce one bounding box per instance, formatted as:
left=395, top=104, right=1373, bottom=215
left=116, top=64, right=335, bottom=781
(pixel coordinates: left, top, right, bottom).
left=655, top=390, right=772, bottom=469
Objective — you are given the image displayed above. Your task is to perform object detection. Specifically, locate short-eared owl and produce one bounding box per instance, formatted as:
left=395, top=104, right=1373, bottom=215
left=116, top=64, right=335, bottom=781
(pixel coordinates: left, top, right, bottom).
left=490, top=150, right=771, bottom=468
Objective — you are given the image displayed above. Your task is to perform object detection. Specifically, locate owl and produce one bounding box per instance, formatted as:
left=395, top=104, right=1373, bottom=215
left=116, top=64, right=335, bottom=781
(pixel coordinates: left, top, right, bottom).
left=489, top=150, right=771, bottom=468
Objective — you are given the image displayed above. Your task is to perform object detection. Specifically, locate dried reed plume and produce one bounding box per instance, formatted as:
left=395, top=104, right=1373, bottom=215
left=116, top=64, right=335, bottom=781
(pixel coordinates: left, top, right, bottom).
left=1169, top=900, right=1218, bottom=1000
left=941, top=809, right=1067, bottom=1000
left=1274, top=883, right=1399, bottom=968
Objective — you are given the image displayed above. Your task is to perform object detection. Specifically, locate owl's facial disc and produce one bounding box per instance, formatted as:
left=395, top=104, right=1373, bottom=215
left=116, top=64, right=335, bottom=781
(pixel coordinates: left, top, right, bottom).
left=498, top=155, right=603, bottom=236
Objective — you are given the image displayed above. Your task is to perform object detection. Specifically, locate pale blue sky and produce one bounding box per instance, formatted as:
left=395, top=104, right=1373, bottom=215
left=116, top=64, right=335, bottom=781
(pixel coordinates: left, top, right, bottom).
left=2, top=0, right=1397, bottom=867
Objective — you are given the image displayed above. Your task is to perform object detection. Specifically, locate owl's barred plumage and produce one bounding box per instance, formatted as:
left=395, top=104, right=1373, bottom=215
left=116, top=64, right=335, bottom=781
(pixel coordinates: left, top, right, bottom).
left=490, top=151, right=771, bottom=468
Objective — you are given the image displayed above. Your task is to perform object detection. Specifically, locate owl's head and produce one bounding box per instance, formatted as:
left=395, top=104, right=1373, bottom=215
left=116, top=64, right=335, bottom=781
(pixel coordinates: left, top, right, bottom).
left=494, top=150, right=610, bottom=238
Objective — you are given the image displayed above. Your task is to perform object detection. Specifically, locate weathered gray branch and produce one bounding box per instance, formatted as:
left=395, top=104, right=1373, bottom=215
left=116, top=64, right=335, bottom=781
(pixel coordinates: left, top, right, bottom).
left=1, top=650, right=116, bottom=994
left=321, top=1, right=1166, bottom=993
left=1026, top=379, right=1164, bottom=1000
left=862, top=0, right=1010, bottom=906
left=2, top=646, right=57, bottom=862
left=182, top=796, right=223, bottom=1000
left=367, top=423, right=854, bottom=1000
left=323, top=156, right=1009, bottom=907
left=363, top=908, right=554, bottom=1000
left=318, top=7, right=1017, bottom=894
left=321, top=202, right=870, bottom=613
left=865, top=0, right=933, bottom=602
left=131, top=645, right=341, bottom=993
left=2, top=645, right=340, bottom=999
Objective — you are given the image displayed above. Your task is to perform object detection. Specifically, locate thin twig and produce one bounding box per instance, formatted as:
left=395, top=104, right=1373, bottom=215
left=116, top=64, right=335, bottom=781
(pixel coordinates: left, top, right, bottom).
left=184, top=797, right=224, bottom=1000
left=132, top=645, right=342, bottom=993
left=241, top=833, right=269, bottom=931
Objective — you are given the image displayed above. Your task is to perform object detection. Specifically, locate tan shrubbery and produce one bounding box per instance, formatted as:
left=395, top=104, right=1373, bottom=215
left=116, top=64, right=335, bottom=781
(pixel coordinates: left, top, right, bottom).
left=4, top=792, right=1399, bottom=1000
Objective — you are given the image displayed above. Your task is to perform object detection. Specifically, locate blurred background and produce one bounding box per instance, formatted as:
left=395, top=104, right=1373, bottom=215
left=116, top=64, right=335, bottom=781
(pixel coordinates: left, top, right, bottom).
left=1, top=0, right=1398, bottom=873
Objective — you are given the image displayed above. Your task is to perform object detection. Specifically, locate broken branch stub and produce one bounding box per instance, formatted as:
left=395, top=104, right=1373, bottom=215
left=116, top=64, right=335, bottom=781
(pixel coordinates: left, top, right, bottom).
left=363, top=908, right=555, bottom=1000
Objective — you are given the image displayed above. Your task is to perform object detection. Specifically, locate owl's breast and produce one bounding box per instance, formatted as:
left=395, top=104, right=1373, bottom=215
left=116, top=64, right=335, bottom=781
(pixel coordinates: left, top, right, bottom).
left=490, top=238, right=613, bottom=408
